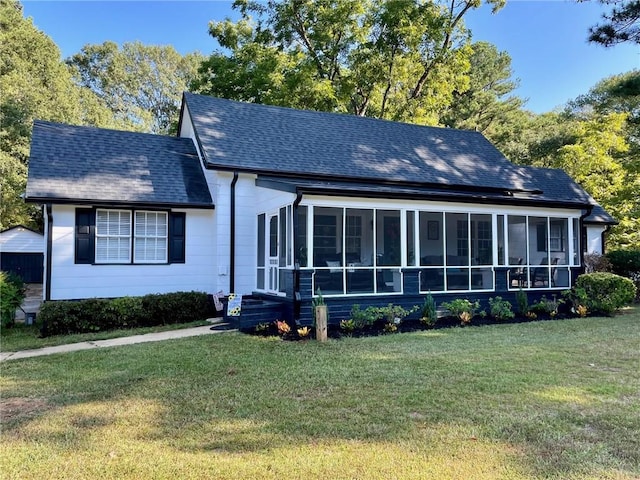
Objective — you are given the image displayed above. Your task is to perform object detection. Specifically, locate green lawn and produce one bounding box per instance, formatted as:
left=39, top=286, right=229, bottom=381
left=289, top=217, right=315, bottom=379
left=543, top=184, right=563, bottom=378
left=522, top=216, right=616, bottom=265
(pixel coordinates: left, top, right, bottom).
left=1, top=308, right=639, bottom=479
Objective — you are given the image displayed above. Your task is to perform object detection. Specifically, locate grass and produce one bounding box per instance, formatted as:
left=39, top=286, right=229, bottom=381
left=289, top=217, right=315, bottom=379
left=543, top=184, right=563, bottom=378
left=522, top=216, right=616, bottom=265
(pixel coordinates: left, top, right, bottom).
left=0, top=319, right=211, bottom=352
left=1, top=307, right=639, bottom=479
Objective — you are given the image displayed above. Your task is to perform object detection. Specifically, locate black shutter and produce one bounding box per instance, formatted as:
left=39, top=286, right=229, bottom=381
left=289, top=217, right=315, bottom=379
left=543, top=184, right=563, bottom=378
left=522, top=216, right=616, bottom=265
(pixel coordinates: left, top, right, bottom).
left=169, top=212, right=186, bottom=263
left=75, top=208, right=95, bottom=264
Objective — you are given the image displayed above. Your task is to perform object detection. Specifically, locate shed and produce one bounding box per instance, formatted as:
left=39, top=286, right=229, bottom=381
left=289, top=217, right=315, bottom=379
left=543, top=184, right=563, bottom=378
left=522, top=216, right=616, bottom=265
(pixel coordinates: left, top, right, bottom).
left=0, top=225, right=44, bottom=283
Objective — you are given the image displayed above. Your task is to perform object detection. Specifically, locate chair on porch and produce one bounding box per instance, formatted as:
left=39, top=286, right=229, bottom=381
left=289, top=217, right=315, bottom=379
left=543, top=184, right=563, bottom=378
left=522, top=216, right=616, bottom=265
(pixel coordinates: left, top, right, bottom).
left=509, top=258, right=525, bottom=288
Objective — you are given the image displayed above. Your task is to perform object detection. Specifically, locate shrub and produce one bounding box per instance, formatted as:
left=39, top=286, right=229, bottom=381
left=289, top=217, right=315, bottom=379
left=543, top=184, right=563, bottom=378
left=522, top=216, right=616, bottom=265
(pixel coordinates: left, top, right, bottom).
left=441, top=299, right=484, bottom=325
left=420, top=293, right=437, bottom=326
left=38, top=291, right=212, bottom=336
left=606, top=250, right=640, bottom=301
left=562, top=287, right=589, bottom=317
left=339, top=319, right=356, bottom=334
left=0, top=272, right=26, bottom=328
left=488, top=296, right=515, bottom=321
left=584, top=253, right=612, bottom=273
left=376, top=304, right=418, bottom=325
left=349, top=304, right=380, bottom=329
left=530, top=295, right=561, bottom=317
left=575, top=272, right=637, bottom=315
left=515, top=288, right=529, bottom=315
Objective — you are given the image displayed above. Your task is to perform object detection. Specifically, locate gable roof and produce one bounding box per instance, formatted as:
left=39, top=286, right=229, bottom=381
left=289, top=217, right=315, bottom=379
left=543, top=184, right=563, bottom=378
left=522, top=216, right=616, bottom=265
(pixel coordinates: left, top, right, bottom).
left=26, top=120, right=213, bottom=208
left=184, top=92, right=544, bottom=195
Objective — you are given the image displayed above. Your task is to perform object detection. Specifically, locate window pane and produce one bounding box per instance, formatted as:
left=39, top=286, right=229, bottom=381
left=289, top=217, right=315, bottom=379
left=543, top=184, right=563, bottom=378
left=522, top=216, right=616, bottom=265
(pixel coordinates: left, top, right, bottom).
left=296, top=206, right=307, bottom=267
left=376, top=210, right=401, bottom=266
left=346, top=209, right=373, bottom=266
left=446, top=213, right=468, bottom=266
left=420, top=267, right=444, bottom=292
left=376, top=268, right=402, bottom=293
left=471, top=214, right=492, bottom=265
left=406, top=211, right=416, bottom=266
left=133, top=211, right=167, bottom=263
left=257, top=214, right=265, bottom=267
left=446, top=267, right=469, bottom=290
left=497, top=215, right=505, bottom=265
left=286, top=205, right=292, bottom=266
left=95, top=209, right=131, bottom=263
left=507, top=216, right=527, bottom=265
left=346, top=268, right=374, bottom=294
left=419, top=212, right=443, bottom=266
left=529, top=216, right=548, bottom=266
left=471, top=268, right=493, bottom=290
left=313, top=207, right=342, bottom=267
left=572, top=218, right=580, bottom=265
left=269, top=216, right=278, bottom=257
left=279, top=207, right=287, bottom=267
left=550, top=218, right=569, bottom=265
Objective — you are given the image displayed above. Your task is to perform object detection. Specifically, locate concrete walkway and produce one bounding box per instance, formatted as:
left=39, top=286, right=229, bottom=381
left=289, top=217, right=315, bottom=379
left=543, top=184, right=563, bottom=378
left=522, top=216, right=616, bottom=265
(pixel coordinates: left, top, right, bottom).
left=0, top=322, right=235, bottom=362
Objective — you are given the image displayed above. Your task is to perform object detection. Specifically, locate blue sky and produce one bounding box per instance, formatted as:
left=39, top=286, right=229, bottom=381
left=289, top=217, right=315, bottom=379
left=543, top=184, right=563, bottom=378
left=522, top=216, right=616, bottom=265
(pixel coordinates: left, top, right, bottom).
left=21, top=0, right=639, bottom=113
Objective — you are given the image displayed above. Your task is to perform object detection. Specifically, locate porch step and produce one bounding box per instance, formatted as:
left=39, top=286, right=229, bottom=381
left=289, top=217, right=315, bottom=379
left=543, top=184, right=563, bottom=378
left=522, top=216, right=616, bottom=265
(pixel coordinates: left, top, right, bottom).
left=225, top=297, right=288, bottom=330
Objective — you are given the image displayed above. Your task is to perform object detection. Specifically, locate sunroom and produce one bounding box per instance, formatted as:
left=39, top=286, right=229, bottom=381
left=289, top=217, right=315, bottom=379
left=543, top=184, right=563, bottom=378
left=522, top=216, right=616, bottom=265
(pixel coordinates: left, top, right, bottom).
left=255, top=190, right=583, bottom=302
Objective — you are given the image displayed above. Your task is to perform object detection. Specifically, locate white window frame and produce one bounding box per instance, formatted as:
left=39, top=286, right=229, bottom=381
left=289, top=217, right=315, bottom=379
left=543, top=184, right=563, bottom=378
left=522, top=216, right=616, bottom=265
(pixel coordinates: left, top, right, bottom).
left=134, top=211, right=168, bottom=264
left=95, top=209, right=132, bottom=264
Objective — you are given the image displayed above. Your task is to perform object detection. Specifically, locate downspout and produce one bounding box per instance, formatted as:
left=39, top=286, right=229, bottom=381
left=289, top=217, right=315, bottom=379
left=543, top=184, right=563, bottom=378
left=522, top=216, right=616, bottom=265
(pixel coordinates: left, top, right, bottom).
left=229, top=172, right=239, bottom=293
left=45, top=204, right=53, bottom=302
left=601, top=225, right=612, bottom=255
left=292, top=191, right=304, bottom=321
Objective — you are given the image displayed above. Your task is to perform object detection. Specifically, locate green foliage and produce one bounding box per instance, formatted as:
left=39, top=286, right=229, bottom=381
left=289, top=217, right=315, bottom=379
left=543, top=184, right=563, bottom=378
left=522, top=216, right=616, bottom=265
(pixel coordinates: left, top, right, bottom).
left=441, top=298, right=485, bottom=325
left=576, top=272, right=637, bottom=315
left=515, top=288, right=529, bottom=315
left=0, top=271, right=26, bottom=328
left=0, top=0, right=115, bottom=230
left=38, top=291, right=211, bottom=336
left=606, top=249, right=640, bottom=276
left=420, top=293, right=437, bottom=326
left=530, top=295, right=561, bottom=318
left=441, top=41, right=524, bottom=134
left=562, top=287, right=590, bottom=317
left=607, top=249, right=640, bottom=300
left=339, top=318, right=356, bottom=334
left=349, top=304, right=379, bottom=329
left=488, top=296, right=515, bottom=321
left=312, top=289, right=328, bottom=325
left=67, top=41, right=203, bottom=134
left=587, top=0, right=640, bottom=46
left=194, top=0, right=505, bottom=125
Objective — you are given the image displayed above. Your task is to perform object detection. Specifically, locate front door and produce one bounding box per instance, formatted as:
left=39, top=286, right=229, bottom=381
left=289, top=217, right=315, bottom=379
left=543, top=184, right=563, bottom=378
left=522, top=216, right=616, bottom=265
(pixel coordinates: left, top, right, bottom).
left=268, top=214, right=279, bottom=292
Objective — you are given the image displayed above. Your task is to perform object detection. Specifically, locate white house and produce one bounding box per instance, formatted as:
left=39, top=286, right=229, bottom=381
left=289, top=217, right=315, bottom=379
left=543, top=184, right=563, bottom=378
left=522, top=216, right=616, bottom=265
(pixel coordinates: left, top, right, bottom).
left=25, top=93, right=615, bottom=325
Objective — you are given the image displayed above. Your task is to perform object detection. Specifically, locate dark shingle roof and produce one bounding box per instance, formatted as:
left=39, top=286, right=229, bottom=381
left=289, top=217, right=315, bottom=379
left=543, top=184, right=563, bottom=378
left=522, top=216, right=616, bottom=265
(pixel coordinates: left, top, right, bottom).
left=184, top=93, right=615, bottom=216
left=184, top=93, right=540, bottom=193
left=26, top=121, right=213, bottom=208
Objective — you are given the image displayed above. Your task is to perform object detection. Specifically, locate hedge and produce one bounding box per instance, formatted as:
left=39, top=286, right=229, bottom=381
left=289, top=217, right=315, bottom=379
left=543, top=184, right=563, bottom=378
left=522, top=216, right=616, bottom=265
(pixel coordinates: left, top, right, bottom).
left=575, top=272, right=637, bottom=316
left=38, top=291, right=213, bottom=337
left=606, top=249, right=640, bottom=301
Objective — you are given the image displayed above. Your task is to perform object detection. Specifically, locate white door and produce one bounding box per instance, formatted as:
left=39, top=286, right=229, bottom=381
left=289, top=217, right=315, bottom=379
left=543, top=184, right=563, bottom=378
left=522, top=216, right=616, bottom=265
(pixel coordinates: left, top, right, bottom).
left=268, top=214, right=279, bottom=292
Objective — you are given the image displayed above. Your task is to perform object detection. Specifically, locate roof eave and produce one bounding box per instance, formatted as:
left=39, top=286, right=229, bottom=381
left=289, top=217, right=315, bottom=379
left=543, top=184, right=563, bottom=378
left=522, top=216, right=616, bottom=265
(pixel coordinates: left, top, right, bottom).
left=24, top=196, right=215, bottom=210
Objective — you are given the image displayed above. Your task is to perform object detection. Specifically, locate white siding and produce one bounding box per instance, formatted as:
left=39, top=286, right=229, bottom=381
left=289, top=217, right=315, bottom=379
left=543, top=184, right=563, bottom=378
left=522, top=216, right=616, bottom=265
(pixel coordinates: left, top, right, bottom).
left=585, top=225, right=606, bottom=255
left=49, top=205, right=216, bottom=300
left=0, top=227, right=44, bottom=253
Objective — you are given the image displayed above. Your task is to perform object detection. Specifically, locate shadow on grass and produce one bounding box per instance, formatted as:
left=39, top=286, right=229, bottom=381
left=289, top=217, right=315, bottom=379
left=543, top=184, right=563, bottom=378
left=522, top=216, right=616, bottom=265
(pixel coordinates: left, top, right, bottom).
left=2, top=311, right=639, bottom=479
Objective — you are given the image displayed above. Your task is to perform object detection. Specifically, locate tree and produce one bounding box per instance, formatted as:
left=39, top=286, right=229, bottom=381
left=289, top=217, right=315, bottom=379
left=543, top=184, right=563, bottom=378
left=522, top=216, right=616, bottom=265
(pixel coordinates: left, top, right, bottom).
left=0, top=0, right=114, bottom=230
left=440, top=41, right=524, bottom=133
left=67, top=42, right=204, bottom=134
left=194, top=0, right=505, bottom=125
left=587, top=0, right=640, bottom=46
left=567, top=71, right=640, bottom=248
